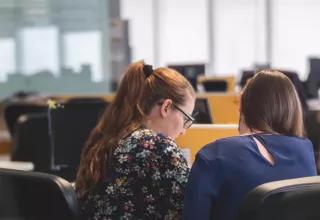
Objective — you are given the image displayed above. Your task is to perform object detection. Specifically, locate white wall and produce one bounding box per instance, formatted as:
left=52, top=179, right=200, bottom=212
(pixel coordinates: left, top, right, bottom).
left=214, top=0, right=266, bottom=76
left=159, top=0, right=208, bottom=66
left=120, top=0, right=154, bottom=65
left=272, top=0, right=320, bottom=80
left=120, top=0, right=320, bottom=80
left=121, top=0, right=207, bottom=68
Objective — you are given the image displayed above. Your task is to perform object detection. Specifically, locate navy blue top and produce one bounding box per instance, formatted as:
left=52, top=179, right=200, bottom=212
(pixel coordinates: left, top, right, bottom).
left=182, top=134, right=317, bottom=220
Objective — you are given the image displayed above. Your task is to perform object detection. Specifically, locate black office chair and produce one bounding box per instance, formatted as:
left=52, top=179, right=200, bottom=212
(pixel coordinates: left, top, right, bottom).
left=0, top=168, right=82, bottom=220
left=237, top=176, right=320, bottom=220
left=48, top=101, right=108, bottom=181
left=11, top=112, right=51, bottom=172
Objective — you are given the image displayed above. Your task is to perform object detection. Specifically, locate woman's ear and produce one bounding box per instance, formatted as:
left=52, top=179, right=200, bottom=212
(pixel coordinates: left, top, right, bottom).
left=160, top=99, right=172, bottom=118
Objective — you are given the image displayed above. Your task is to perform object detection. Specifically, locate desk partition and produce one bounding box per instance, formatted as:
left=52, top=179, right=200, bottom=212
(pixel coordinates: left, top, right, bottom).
left=199, top=93, right=240, bottom=124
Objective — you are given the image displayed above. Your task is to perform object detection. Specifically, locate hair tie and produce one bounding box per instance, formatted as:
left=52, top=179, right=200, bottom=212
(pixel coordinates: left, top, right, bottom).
left=143, top=64, right=154, bottom=78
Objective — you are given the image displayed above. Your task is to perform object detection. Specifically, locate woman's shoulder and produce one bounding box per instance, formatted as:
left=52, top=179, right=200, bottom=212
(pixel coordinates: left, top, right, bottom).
left=258, top=133, right=314, bottom=149
left=249, top=133, right=311, bottom=145
left=118, top=127, right=179, bottom=154
left=204, top=135, right=251, bottom=149
left=116, top=128, right=187, bottom=169
left=197, top=135, right=253, bottom=159
left=133, top=127, right=176, bottom=145
left=276, top=134, right=312, bottom=143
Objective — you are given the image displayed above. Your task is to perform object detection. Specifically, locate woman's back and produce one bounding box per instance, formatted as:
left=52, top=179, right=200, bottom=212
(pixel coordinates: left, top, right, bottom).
left=81, top=127, right=189, bottom=219
left=183, top=134, right=317, bottom=220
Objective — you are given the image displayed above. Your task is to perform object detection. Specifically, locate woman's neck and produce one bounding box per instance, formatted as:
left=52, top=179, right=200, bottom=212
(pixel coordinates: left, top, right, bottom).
left=240, top=129, right=263, bottom=136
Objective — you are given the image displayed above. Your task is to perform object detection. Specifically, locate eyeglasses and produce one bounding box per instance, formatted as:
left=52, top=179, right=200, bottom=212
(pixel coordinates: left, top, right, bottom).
left=172, top=103, right=195, bottom=129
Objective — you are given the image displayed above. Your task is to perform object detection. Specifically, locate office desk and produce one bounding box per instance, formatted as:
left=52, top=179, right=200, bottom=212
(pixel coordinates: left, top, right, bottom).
left=0, top=131, right=11, bottom=154
left=0, top=154, right=34, bottom=171
left=176, top=124, right=239, bottom=164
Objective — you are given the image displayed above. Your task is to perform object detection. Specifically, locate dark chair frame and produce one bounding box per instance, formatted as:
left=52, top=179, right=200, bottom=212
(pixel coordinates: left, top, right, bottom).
left=237, top=176, right=320, bottom=220
left=0, top=168, right=82, bottom=220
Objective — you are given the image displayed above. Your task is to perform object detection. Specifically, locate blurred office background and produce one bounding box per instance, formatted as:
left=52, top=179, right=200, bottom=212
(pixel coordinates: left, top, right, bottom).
left=1, top=0, right=320, bottom=98
left=2, top=1, right=320, bottom=216
left=2, top=0, right=320, bottom=179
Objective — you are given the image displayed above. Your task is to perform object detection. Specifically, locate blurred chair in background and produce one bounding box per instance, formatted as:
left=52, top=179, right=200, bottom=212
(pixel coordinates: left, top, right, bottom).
left=48, top=100, right=109, bottom=181
left=5, top=97, right=109, bottom=181
left=11, top=112, right=50, bottom=172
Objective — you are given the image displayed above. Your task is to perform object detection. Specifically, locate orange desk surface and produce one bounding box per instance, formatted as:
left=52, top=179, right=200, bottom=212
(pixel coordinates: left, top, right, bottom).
left=176, top=124, right=239, bottom=164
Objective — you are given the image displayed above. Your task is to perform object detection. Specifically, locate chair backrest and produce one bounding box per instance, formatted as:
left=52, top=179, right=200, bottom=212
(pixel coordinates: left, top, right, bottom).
left=11, top=112, right=50, bottom=172
left=48, top=101, right=108, bottom=180
left=237, top=176, right=320, bottom=220
left=0, top=168, right=82, bottom=220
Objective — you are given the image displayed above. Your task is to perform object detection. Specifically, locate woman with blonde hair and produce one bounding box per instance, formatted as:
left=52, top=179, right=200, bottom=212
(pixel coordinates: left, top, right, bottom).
left=183, top=70, right=317, bottom=220
left=76, top=61, right=196, bottom=219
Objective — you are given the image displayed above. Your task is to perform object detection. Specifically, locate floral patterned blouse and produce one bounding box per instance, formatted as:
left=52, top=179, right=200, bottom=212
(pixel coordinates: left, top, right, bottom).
left=80, top=128, right=190, bottom=220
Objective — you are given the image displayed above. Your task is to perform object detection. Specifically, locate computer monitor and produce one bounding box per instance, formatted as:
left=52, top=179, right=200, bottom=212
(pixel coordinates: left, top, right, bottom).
left=48, top=101, right=108, bottom=177
left=193, top=98, right=213, bottom=124
left=168, top=64, right=205, bottom=91
left=306, top=58, right=320, bottom=98
left=202, top=80, right=228, bottom=92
